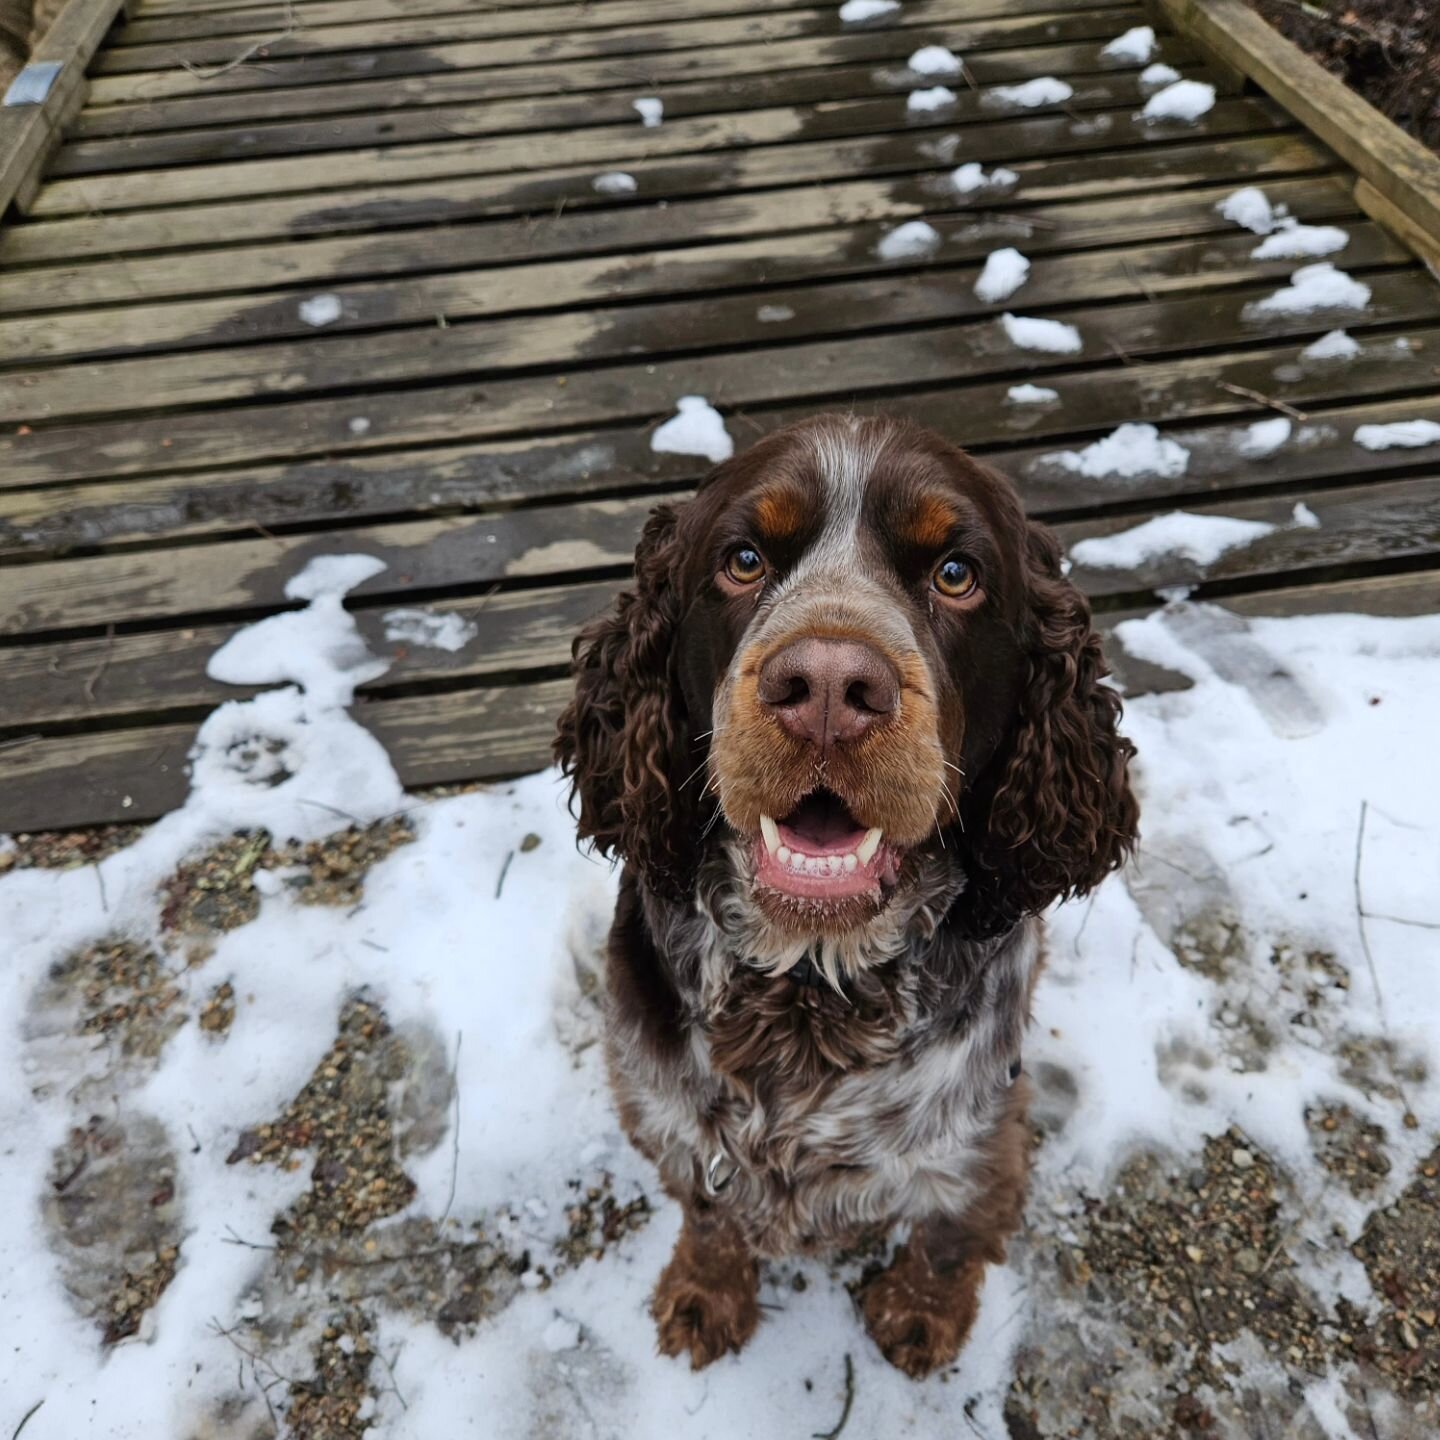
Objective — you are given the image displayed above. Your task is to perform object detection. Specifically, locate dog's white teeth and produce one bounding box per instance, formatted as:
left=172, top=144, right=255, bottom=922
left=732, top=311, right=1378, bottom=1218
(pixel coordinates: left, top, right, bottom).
left=789, top=851, right=807, bottom=871
left=776, top=845, right=791, bottom=863
left=842, top=853, right=858, bottom=873
left=856, top=827, right=883, bottom=865
left=827, top=855, right=842, bottom=875
left=760, top=814, right=781, bottom=855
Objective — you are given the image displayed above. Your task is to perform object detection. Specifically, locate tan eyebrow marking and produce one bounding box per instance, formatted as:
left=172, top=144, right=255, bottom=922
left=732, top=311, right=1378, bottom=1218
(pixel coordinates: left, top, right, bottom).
left=754, top=485, right=811, bottom=544
left=906, top=494, right=961, bottom=550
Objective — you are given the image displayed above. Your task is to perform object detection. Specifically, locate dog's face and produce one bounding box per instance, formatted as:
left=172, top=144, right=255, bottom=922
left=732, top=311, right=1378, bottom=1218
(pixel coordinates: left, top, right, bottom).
left=558, top=414, right=1137, bottom=944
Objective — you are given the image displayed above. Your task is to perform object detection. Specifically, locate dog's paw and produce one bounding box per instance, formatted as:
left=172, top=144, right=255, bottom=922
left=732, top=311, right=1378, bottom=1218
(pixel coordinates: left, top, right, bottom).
left=651, top=1247, right=759, bottom=1369
left=860, top=1255, right=982, bottom=1379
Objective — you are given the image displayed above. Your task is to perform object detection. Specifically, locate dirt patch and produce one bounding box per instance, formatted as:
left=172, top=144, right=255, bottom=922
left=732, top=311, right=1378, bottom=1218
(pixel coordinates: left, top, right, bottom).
left=267, top=817, right=416, bottom=908
left=160, top=832, right=269, bottom=934
left=1344, top=1145, right=1440, bottom=1402
left=554, top=1173, right=653, bottom=1270
left=0, top=823, right=145, bottom=874
left=1306, top=1101, right=1392, bottom=1196
left=227, top=995, right=429, bottom=1241
left=1248, top=0, right=1440, bottom=151
left=285, top=1309, right=381, bottom=1440
left=43, top=1114, right=183, bottom=1345
left=199, top=980, right=237, bottom=1038
left=45, top=937, right=190, bottom=1062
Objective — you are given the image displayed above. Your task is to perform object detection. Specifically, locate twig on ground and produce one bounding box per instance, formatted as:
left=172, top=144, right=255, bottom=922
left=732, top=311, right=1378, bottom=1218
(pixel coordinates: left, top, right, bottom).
left=813, top=1353, right=855, bottom=1440
left=377, top=1342, right=409, bottom=1411
left=181, top=0, right=296, bottom=81
left=11, top=1400, right=44, bottom=1440
left=94, top=862, right=108, bottom=914
left=1216, top=381, right=1309, bottom=421
left=495, top=849, right=515, bottom=899
left=440, top=1031, right=463, bottom=1228
left=222, top=1225, right=276, bottom=1252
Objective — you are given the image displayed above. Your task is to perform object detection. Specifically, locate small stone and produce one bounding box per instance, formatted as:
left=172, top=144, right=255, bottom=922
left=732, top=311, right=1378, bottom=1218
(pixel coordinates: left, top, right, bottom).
left=1231, top=1147, right=1255, bottom=1170
left=1234, top=1247, right=1262, bottom=1275
left=1184, top=1245, right=1205, bottom=1264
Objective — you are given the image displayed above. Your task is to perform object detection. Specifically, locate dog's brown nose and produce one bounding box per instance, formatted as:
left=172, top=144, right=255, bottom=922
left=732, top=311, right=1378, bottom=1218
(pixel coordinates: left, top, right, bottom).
left=758, top=637, right=899, bottom=748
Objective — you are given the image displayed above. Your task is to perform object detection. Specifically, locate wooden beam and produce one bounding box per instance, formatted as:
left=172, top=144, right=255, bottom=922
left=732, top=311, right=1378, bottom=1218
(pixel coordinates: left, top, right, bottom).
left=1150, top=0, right=1440, bottom=263
left=0, top=0, right=126, bottom=216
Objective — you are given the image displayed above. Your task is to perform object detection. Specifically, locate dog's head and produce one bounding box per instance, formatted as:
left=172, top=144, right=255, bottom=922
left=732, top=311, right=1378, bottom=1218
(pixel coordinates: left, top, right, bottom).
left=557, top=414, right=1137, bottom=948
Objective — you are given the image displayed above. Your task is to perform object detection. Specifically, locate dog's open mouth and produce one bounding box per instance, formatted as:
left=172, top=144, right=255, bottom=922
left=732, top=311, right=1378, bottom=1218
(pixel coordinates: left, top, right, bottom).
left=752, top=788, right=901, bottom=903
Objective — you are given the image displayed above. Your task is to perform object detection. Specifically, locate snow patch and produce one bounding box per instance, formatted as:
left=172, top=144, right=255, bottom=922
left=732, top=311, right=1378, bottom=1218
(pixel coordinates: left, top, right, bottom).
left=907, top=44, right=962, bottom=76
left=1140, top=61, right=1181, bottom=86
left=1302, top=329, right=1360, bottom=361
left=632, top=97, right=663, bottom=127
left=906, top=85, right=957, bottom=112
left=1353, top=420, right=1440, bottom=451
left=650, top=395, right=734, bottom=464
left=986, top=77, right=1074, bottom=108
left=1007, top=383, right=1059, bottom=404
left=950, top=162, right=1018, bottom=195
left=1070, top=511, right=1275, bottom=570
left=839, top=0, right=898, bottom=20
left=1251, top=222, right=1349, bottom=261
left=1043, top=422, right=1189, bottom=480
left=1218, top=186, right=1280, bottom=235
left=1249, top=263, right=1370, bottom=316
left=1236, top=417, right=1291, bottom=459
left=974, top=247, right=1030, bottom=303
left=297, top=293, right=342, bottom=327
left=1141, top=79, right=1216, bottom=122
left=876, top=219, right=941, bottom=259
left=1101, top=25, right=1156, bottom=63
left=1292, top=501, right=1321, bottom=528
left=756, top=304, right=795, bottom=323
left=382, top=607, right=478, bottom=654
left=592, top=171, right=637, bottom=194
left=999, top=312, right=1081, bottom=354
left=542, top=1316, right=582, bottom=1353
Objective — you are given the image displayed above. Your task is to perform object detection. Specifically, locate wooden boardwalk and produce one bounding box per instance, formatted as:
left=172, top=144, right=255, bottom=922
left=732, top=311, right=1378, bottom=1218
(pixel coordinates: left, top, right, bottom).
left=3, top=0, right=1440, bottom=832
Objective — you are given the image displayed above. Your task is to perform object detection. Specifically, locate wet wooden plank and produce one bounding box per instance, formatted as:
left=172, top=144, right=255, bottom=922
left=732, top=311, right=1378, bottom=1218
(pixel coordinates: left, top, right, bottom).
left=56, top=58, right=1199, bottom=176
left=4, top=273, right=1437, bottom=490
left=1, top=127, right=1327, bottom=275
left=93, top=0, right=1142, bottom=77
left=33, top=78, right=1277, bottom=218
left=9, top=389, right=1440, bottom=561
left=5, top=225, right=1410, bottom=419
left=73, top=33, right=1197, bottom=139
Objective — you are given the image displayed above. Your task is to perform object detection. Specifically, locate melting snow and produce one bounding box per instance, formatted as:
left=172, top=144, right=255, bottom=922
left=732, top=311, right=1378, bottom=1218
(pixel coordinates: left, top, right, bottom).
left=1218, top=186, right=1280, bottom=234
left=1101, top=25, right=1156, bottom=63
left=876, top=219, right=941, bottom=259
left=906, top=85, right=957, bottom=112
left=1292, top=501, right=1321, bottom=528
left=632, top=97, right=663, bottom=127
left=1043, top=422, right=1189, bottom=479
left=1007, top=382, right=1059, bottom=404
left=1249, top=262, right=1371, bottom=316
left=1353, top=420, right=1440, bottom=451
left=382, top=607, right=478, bottom=654
left=592, top=171, right=637, bottom=194
left=839, top=0, right=898, bottom=20
left=1141, top=79, right=1216, bottom=122
left=1070, top=511, right=1275, bottom=569
left=297, top=293, right=342, bottom=327
left=1000, top=312, right=1081, bottom=353
left=907, top=44, right=962, bottom=76
left=650, top=395, right=734, bottom=463
left=756, top=304, right=795, bottom=323
left=950, top=161, right=1019, bottom=195
left=974, top=247, right=1030, bottom=303
left=1237, top=417, right=1292, bottom=459
left=1303, top=329, right=1360, bottom=361
left=541, top=1317, right=582, bottom=1353
left=1140, top=61, right=1181, bottom=86
left=986, top=76, right=1074, bottom=108
left=1251, top=222, right=1349, bottom=261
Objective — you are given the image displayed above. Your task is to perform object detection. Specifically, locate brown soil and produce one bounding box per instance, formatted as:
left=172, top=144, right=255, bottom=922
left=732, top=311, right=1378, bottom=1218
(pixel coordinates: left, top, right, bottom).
left=1249, top=0, right=1440, bottom=150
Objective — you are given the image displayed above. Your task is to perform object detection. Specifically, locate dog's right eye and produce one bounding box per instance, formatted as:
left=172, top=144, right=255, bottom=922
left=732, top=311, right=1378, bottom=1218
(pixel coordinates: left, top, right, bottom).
left=724, top=546, right=767, bottom=586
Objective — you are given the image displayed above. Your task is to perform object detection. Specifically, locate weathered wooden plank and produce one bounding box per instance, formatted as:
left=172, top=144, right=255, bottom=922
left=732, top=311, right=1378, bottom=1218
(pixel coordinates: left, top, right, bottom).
left=1153, top=0, right=1440, bottom=252
left=0, top=0, right=126, bottom=215
left=4, top=275, right=1437, bottom=491
left=83, top=6, right=1146, bottom=100
left=2, top=227, right=1411, bottom=422
left=73, top=33, right=1197, bottom=139
left=6, top=166, right=1348, bottom=328
left=115, top=0, right=1115, bottom=50
left=0, top=678, right=577, bottom=834
left=35, top=75, right=1271, bottom=217
left=56, top=58, right=1197, bottom=175
left=9, top=389, right=1440, bottom=560
left=94, top=0, right=1141, bottom=76
left=2, top=126, right=1327, bottom=273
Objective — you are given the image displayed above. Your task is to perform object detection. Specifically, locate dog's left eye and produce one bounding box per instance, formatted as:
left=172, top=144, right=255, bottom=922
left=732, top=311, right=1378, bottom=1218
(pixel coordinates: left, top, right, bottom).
left=724, top=546, right=767, bottom=585
left=933, top=555, right=978, bottom=598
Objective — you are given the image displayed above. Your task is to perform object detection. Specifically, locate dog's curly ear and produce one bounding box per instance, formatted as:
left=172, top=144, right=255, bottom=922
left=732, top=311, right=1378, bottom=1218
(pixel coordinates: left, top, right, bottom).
left=966, top=520, right=1139, bottom=932
left=555, top=503, right=699, bottom=896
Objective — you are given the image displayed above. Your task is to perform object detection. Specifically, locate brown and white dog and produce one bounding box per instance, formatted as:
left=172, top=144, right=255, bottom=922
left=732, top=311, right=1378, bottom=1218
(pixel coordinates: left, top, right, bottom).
left=556, top=414, right=1138, bottom=1377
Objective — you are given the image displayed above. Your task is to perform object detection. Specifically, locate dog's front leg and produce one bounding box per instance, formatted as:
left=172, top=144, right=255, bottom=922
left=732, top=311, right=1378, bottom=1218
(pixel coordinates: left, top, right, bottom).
left=651, top=1205, right=761, bottom=1369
